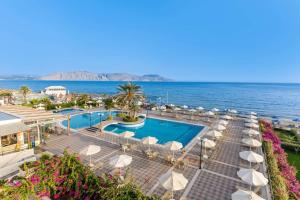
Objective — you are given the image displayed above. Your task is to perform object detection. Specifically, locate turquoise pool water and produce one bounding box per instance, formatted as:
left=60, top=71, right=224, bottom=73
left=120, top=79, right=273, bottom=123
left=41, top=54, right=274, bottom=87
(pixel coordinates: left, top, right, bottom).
left=62, top=111, right=118, bottom=129
left=104, top=118, right=203, bottom=146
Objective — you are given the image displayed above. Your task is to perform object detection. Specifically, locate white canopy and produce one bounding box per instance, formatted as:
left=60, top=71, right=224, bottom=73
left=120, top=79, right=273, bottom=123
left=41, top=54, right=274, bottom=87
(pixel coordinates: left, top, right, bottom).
left=243, top=129, right=260, bottom=136
left=196, top=106, right=204, bottom=110
left=218, top=120, right=229, bottom=126
left=205, top=111, right=215, bottom=116
left=109, top=154, right=132, bottom=168
left=181, top=105, right=188, bottom=109
left=242, top=138, right=262, bottom=147
left=212, top=124, right=226, bottom=131
left=189, top=109, right=197, bottom=112
left=206, top=130, right=223, bottom=138
left=250, top=112, right=257, bottom=115
left=142, top=136, right=158, bottom=151
left=169, top=104, right=175, bottom=107
left=248, top=115, right=258, bottom=120
left=158, top=170, right=188, bottom=200
left=245, top=119, right=258, bottom=124
left=245, top=123, right=259, bottom=129
left=121, top=131, right=135, bottom=138
left=237, top=168, right=268, bottom=186
left=239, top=151, right=264, bottom=163
left=174, top=107, right=181, bottom=111
left=79, top=145, right=101, bottom=156
left=229, top=109, right=238, bottom=114
left=212, top=108, right=219, bottom=112
left=164, top=141, right=183, bottom=151
left=222, top=115, right=233, bottom=120
left=231, top=189, right=265, bottom=200
left=201, top=138, right=216, bottom=148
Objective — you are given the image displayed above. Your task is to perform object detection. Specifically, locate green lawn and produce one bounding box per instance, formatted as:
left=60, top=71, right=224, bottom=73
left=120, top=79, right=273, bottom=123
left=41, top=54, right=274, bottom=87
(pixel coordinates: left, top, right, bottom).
left=285, top=149, right=300, bottom=180
left=274, top=128, right=300, bottom=181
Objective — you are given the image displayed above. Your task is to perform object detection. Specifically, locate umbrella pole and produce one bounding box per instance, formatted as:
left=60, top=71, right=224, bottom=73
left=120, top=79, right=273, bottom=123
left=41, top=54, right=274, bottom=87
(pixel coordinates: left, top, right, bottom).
left=171, top=189, right=174, bottom=200
left=90, top=155, right=91, bottom=166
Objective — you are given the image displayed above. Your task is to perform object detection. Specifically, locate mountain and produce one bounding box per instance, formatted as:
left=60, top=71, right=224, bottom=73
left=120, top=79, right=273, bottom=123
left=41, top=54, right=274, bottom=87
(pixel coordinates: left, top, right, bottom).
left=37, top=71, right=172, bottom=81
left=0, top=75, right=36, bottom=80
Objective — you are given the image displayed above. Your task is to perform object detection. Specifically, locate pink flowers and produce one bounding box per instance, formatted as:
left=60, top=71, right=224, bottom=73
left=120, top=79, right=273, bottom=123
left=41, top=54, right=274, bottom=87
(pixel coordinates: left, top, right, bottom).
left=30, top=174, right=40, bottom=185
left=261, top=120, right=300, bottom=198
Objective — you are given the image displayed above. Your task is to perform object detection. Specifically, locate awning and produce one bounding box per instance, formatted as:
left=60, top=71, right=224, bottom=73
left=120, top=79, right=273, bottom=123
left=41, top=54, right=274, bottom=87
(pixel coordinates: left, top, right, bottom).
left=0, top=122, right=30, bottom=137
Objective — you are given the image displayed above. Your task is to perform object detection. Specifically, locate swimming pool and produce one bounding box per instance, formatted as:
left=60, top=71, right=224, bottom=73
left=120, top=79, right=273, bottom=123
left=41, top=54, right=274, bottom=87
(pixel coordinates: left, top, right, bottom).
left=61, top=111, right=118, bottom=129
left=54, top=108, right=84, bottom=115
left=104, top=118, right=203, bottom=146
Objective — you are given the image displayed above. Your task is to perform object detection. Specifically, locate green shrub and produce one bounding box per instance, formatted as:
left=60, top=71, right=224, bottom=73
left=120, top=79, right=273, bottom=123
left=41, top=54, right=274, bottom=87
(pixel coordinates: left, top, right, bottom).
left=107, top=115, right=113, bottom=121
left=116, top=112, right=127, bottom=118
left=40, top=153, right=52, bottom=162
left=123, top=116, right=138, bottom=122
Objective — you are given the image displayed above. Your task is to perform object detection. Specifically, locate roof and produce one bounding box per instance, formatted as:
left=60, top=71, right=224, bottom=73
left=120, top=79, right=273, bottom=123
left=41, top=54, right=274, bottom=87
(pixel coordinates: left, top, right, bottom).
left=45, top=86, right=66, bottom=90
left=0, top=122, right=30, bottom=136
left=0, top=112, right=19, bottom=121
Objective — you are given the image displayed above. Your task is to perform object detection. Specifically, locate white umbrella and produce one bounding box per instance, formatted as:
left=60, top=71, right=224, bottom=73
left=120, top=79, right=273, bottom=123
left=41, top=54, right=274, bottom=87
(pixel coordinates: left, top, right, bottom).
left=212, top=108, right=219, bottom=112
left=229, top=109, right=238, bottom=114
left=239, top=151, right=263, bottom=165
left=237, top=168, right=268, bottom=188
left=222, top=115, right=233, bottom=120
left=205, top=111, right=215, bottom=116
left=213, top=124, right=226, bottom=131
left=189, top=108, right=197, bottom=112
left=201, top=138, right=216, bottom=148
left=164, top=141, right=183, bottom=159
left=169, top=104, right=175, bottom=107
left=109, top=154, right=132, bottom=168
left=196, top=106, right=204, bottom=111
left=245, top=123, right=259, bottom=129
left=121, top=131, right=135, bottom=144
left=248, top=115, right=258, bottom=120
left=158, top=170, right=188, bottom=200
left=206, top=130, right=223, bottom=138
left=79, top=145, right=101, bottom=167
left=242, top=138, right=262, bottom=148
left=245, top=119, right=258, bottom=124
left=174, top=107, right=181, bottom=111
left=218, top=120, right=229, bottom=126
left=243, top=129, right=260, bottom=136
left=182, top=105, right=188, bottom=109
left=141, top=136, right=158, bottom=151
left=250, top=112, right=257, bottom=115
left=231, top=189, right=265, bottom=200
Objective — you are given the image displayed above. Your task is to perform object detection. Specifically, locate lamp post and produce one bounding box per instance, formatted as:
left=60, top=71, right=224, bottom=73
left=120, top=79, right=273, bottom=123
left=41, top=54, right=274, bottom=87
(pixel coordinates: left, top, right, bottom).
left=89, top=112, right=92, bottom=128
left=98, top=113, right=104, bottom=132
left=199, top=139, right=203, bottom=169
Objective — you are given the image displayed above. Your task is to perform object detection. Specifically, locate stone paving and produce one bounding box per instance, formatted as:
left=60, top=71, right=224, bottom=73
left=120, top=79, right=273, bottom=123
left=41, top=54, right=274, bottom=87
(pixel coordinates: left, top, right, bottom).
left=41, top=116, right=270, bottom=200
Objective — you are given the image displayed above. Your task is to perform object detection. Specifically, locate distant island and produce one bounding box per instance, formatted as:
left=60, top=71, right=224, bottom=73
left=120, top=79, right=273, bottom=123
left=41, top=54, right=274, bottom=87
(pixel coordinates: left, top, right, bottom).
left=0, top=71, right=172, bottom=82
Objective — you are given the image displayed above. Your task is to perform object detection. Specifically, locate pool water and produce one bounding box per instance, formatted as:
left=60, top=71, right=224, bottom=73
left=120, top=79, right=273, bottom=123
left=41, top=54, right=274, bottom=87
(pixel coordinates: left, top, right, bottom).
left=62, top=111, right=118, bottom=129
left=104, top=118, right=203, bottom=146
left=54, top=108, right=84, bottom=115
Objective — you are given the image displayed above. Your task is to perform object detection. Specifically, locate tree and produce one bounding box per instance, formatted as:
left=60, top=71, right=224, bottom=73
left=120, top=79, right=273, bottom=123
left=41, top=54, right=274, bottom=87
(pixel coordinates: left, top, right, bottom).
left=19, top=86, right=31, bottom=104
left=115, top=82, right=144, bottom=120
left=77, top=94, right=90, bottom=107
left=103, top=98, right=115, bottom=117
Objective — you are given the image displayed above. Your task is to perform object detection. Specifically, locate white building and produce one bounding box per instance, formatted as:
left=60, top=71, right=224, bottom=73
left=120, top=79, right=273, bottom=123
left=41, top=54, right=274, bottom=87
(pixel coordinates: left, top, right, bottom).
left=43, top=86, right=67, bottom=97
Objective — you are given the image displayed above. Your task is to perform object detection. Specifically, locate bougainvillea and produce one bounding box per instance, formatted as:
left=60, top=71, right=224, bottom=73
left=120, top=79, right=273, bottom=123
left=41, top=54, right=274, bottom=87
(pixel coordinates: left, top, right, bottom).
left=0, top=150, right=158, bottom=200
left=260, top=120, right=300, bottom=199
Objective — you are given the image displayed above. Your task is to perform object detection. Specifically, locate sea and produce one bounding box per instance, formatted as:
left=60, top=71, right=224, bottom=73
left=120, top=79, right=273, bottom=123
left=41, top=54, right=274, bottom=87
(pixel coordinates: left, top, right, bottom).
left=0, top=80, right=299, bottom=119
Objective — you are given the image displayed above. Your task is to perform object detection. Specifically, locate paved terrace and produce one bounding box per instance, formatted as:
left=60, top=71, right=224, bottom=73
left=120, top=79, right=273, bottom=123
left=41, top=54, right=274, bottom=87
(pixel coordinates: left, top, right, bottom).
left=41, top=115, right=270, bottom=200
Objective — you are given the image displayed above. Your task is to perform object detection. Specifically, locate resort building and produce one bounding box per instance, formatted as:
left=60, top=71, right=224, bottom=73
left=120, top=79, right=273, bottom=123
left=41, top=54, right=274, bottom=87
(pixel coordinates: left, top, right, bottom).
left=42, top=86, right=67, bottom=97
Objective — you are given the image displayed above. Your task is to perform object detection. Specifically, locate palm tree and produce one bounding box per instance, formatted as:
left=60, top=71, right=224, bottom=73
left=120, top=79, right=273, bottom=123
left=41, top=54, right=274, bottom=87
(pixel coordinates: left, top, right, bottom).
left=77, top=94, right=90, bottom=107
left=19, top=86, right=31, bottom=104
left=115, top=82, right=144, bottom=120
left=103, top=98, right=115, bottom=117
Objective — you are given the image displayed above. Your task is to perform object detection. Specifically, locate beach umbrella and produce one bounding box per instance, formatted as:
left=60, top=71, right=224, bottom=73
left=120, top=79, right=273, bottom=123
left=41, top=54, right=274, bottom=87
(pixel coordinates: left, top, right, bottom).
left=205, top=111, right=215, bottom=116
left=245, top=119, right=258, bottom=124
left=109, top=154, right=132, bottom=168
left=250, top=112, right=257, bottom=116
left=221, top=115, right=233, bottom=120
left=174, top=107, right=181, bottom=111
left=196, top=106, right=204, bottom=111
left=242, top=138, right=262, bottom=148
left=141, top=136, right=158, bottom=151
left=169, top=104, right=175, bottom=107
left=189, top=108, right=197, bottom=112
left=121, top=131, right=135, bottom=144
left=212, top=108, right=219, bottom=112
left=79, top=145, right=101, bottom=167
left=206, top=130, right=223, bottom=138
left=158, top=170, right=188, bottom=200
left=160, top=105, right=166, bottom=110
left=217, top=120, right=229, bottom=126
left=201, top=138, right=216, bottom=148
left=243, top=129, right=260, bottom=136
left=182, top=105, right=188, bottom=109
left=237, top=168, right=268, bottom=188
left=229, top=109, right=238, bottom=114
left=248, top=115, right=258, bottom=120
left=245, top=123, right=259, bottom=129
left=164, top=141, right=183, bottom=159
left=239, top=151, right=263, bottom=168
left=231, top=189, right=265, bottom=200
left=212, top=124, right=226, bottom=131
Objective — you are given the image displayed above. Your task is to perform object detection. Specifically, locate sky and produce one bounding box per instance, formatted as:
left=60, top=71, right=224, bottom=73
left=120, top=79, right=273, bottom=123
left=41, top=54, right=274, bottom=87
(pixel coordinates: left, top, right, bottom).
left=0, top=0, right=300, bottom=82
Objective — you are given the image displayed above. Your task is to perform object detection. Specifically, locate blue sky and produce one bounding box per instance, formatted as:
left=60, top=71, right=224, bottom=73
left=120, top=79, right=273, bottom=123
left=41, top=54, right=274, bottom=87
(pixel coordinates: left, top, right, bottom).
left=0, top=0, right=300, bottom=82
